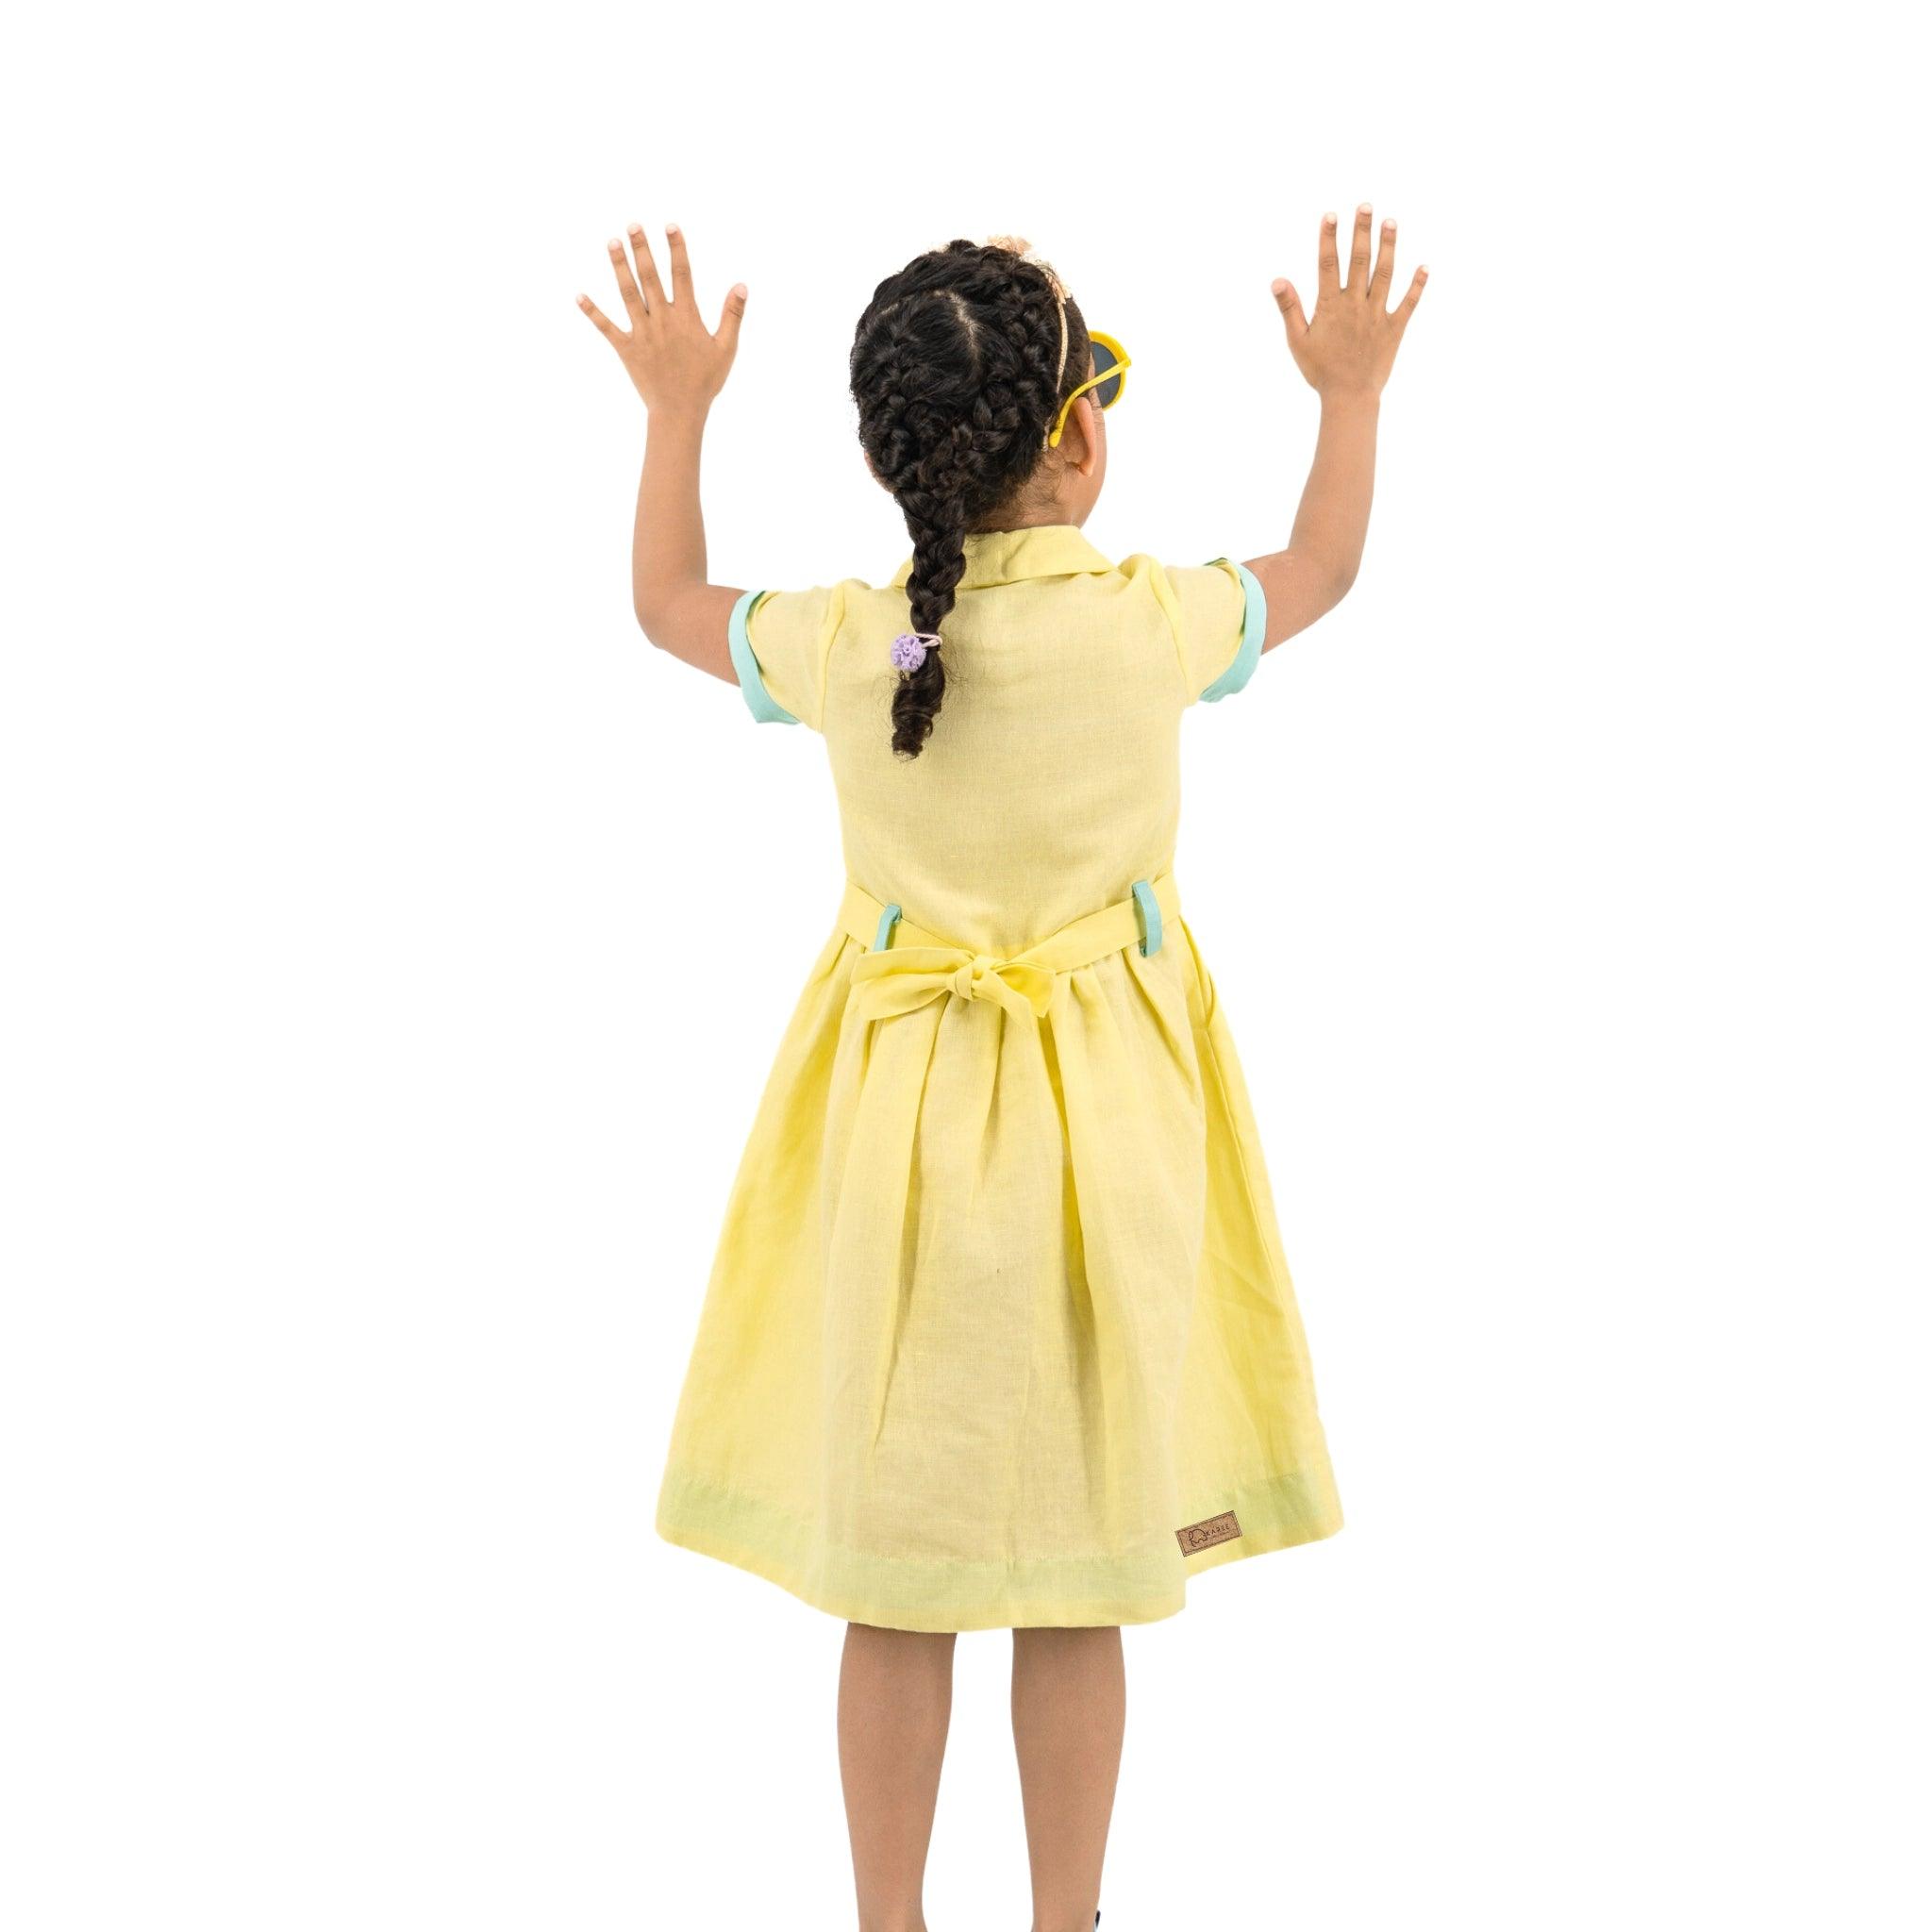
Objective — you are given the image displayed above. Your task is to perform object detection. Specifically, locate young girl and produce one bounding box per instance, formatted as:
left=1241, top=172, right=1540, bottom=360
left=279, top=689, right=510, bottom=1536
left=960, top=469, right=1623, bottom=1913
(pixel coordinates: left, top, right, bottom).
left=579, top=210, right=1424, bottom=1932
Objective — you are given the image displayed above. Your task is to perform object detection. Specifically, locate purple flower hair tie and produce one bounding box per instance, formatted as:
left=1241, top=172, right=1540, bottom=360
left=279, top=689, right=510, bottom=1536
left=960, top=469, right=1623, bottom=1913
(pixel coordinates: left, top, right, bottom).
left=891, top=631, right=942, bottom=673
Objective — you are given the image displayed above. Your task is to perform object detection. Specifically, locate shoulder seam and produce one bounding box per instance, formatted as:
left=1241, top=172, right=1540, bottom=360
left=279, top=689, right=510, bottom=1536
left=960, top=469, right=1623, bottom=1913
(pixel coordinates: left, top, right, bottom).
left=1141, top=557, right=1194, bottom=700
left=808, top=582, right=850, bottom=733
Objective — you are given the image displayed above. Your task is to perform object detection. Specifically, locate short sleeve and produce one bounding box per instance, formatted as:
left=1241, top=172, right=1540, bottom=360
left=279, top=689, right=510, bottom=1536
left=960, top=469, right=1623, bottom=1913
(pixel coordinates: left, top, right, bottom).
left=727, top=585, right=843, bottom=730
left=1168, top=557, right=1266, bottom=705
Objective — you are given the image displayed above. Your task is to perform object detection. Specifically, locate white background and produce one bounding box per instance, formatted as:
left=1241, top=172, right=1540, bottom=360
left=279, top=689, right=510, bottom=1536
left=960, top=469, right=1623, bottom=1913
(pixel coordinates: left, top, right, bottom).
left=4, top=3, right=1926, bottom=1926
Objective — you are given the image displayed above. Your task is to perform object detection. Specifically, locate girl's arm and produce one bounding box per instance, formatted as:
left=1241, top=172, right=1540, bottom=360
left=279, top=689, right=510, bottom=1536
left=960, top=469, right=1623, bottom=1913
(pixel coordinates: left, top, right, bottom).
left=579, top=224, right=749, bottom=684
left=1244, top=205, right=1427, bottom=652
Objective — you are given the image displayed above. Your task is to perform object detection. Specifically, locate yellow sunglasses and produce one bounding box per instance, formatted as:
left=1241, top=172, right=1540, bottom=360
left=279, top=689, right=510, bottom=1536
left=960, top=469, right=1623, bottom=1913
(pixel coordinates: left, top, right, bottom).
left=1046, top=330, right=1131, bottom=449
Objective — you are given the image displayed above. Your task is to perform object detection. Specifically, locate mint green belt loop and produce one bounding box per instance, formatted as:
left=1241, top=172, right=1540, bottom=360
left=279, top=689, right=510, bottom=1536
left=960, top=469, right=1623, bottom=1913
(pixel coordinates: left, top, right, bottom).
left=1131, top=879, right=1162, bottom=957
left=873, top=903, right=903, bottom=951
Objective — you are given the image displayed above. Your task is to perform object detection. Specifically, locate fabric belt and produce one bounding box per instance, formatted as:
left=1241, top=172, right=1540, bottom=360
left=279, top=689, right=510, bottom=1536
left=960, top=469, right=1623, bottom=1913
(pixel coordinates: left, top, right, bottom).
left=836, top=873, right=1181, bottom=1025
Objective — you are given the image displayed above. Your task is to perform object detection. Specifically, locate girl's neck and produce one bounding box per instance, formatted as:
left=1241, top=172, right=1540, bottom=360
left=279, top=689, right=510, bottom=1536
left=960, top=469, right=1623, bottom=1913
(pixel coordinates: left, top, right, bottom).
left=968, top=512, right=1083, bottom=536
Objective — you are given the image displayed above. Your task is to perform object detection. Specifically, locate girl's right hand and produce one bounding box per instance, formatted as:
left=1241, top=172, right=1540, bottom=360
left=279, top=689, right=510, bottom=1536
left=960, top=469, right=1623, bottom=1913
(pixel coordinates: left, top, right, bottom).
left=578, top=224, right=746, bottom=417
left=1271, top=205, right=1426, bottom=400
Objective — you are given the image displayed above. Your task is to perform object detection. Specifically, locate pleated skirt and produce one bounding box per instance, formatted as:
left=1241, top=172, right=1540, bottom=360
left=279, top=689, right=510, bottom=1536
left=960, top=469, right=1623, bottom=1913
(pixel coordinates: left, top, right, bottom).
left=656, top=885, right=1341, bottom=1631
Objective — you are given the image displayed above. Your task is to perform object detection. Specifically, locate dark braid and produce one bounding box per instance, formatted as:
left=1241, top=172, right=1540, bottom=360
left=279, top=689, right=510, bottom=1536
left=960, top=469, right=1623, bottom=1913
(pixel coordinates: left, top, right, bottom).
left=850, top=241, right=1091, bottom=758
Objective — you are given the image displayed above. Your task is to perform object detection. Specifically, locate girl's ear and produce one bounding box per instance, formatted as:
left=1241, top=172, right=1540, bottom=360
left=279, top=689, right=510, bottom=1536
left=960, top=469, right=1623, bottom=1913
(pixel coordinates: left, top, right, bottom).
left=1061, top=393, right=1103, bottom=477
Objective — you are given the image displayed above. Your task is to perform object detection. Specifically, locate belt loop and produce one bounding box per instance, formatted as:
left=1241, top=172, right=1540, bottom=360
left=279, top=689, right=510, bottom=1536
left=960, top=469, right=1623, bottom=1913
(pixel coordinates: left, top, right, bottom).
left=873, top=902, right=903, bottom=951
left=1131, top=879, right=1162, bottom=957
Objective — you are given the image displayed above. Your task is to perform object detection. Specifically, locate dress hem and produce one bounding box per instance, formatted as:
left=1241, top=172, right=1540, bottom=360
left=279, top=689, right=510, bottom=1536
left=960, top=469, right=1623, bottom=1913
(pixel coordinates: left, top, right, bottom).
left=655, top=1463, right=1343, bottom=1634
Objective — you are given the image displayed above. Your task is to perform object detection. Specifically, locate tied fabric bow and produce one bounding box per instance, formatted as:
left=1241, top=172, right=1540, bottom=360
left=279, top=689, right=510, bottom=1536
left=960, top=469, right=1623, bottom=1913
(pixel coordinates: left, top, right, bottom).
left=850, top=944, right=1058, bottom=1025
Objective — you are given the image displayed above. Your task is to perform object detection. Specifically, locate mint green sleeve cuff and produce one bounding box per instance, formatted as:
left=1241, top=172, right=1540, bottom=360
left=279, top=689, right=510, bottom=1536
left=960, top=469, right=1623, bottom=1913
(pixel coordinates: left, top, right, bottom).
left=728, top=589, right=801, bottom=725
left=1196, top=558, right=1266, bottom=703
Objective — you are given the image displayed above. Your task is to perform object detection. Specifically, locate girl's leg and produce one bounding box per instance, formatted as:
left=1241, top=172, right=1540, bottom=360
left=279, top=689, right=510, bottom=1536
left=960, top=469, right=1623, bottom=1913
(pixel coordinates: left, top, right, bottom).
left=1009, top=1626, right=1124, bottom=1932
left=838, top=1621, right=958, bottom=1932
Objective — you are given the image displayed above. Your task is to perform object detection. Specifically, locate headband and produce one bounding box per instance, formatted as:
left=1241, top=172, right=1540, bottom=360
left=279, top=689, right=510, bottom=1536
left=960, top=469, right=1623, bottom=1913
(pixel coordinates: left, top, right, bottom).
left=985, top=234, right=1070, bottom=391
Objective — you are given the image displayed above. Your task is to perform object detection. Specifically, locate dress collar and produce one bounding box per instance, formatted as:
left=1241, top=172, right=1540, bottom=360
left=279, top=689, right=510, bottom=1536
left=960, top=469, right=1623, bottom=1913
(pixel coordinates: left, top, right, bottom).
left=888, top=524, right=1114, bottom=591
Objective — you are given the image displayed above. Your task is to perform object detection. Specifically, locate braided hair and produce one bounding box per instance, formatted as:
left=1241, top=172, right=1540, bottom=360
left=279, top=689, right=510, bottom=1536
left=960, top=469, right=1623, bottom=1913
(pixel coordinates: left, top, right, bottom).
left=849, top=240, right=1091, bottom=758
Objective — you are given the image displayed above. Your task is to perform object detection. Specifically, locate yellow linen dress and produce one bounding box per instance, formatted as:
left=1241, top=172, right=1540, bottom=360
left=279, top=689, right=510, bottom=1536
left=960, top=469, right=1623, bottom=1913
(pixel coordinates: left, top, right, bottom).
left=655, top=524, right=1341, bottom=1632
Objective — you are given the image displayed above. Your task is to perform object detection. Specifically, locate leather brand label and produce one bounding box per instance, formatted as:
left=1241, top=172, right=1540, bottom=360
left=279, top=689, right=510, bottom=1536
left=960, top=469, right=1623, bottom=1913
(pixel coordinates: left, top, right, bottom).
left=1175, top=1509, right=1242, bottom=1555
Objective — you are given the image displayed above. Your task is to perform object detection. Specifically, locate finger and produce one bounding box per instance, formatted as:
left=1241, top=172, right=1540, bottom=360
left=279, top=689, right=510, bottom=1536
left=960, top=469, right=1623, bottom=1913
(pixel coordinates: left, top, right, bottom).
left=714, top=281, right=748, bottom=355
left=1391, top=264, right=1429, bottom=333
left=1369, top=218, right=1396, bottom=308
left=1271, top=276, right=1307, bottom=344
left=625, top=223, right=667, bottom=308
left=666, top=223, right=695, bottom=305
left=1317, top=210, right=1341, bottom=302
left=1347, top=203, right=1373, bottom=292
left=608, top=235, right=647, bottom=322
left=576, top=291, right=623, bottom=345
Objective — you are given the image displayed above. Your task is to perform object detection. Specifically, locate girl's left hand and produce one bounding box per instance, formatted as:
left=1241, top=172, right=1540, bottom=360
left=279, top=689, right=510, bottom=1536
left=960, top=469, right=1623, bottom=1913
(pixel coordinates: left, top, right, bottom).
left=578, top=224, right=746, bottom=416
left=1272, top=205, right=1426, bottom=401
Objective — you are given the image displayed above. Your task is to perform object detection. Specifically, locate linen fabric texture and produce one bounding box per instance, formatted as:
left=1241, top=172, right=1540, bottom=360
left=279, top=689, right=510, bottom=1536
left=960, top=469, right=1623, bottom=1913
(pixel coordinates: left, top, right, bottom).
left=658, top=524, right=1340, bottom=1631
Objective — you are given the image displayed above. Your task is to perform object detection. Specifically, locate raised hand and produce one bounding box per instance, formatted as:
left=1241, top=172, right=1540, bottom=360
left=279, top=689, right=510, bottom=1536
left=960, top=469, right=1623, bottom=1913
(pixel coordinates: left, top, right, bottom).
left=1271, top=205, right=1426, bottom=400
left=578, top=224, right=747, bottom=416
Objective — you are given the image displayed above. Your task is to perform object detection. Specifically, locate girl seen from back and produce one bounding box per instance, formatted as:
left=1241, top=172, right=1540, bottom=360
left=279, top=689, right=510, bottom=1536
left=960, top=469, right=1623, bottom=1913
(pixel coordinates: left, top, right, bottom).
left=579, top=208, right=1425, bottom=1932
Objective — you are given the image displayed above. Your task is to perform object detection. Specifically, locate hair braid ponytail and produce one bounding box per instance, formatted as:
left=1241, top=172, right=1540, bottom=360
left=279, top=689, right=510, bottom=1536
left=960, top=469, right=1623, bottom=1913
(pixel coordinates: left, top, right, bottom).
left=849, top=240, right=1089, bottom=759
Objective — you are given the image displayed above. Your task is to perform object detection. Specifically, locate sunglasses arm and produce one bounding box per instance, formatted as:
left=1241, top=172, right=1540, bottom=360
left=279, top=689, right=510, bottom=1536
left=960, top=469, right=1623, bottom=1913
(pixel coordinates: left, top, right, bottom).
left=1046, top=352, right=1132, bottom=450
